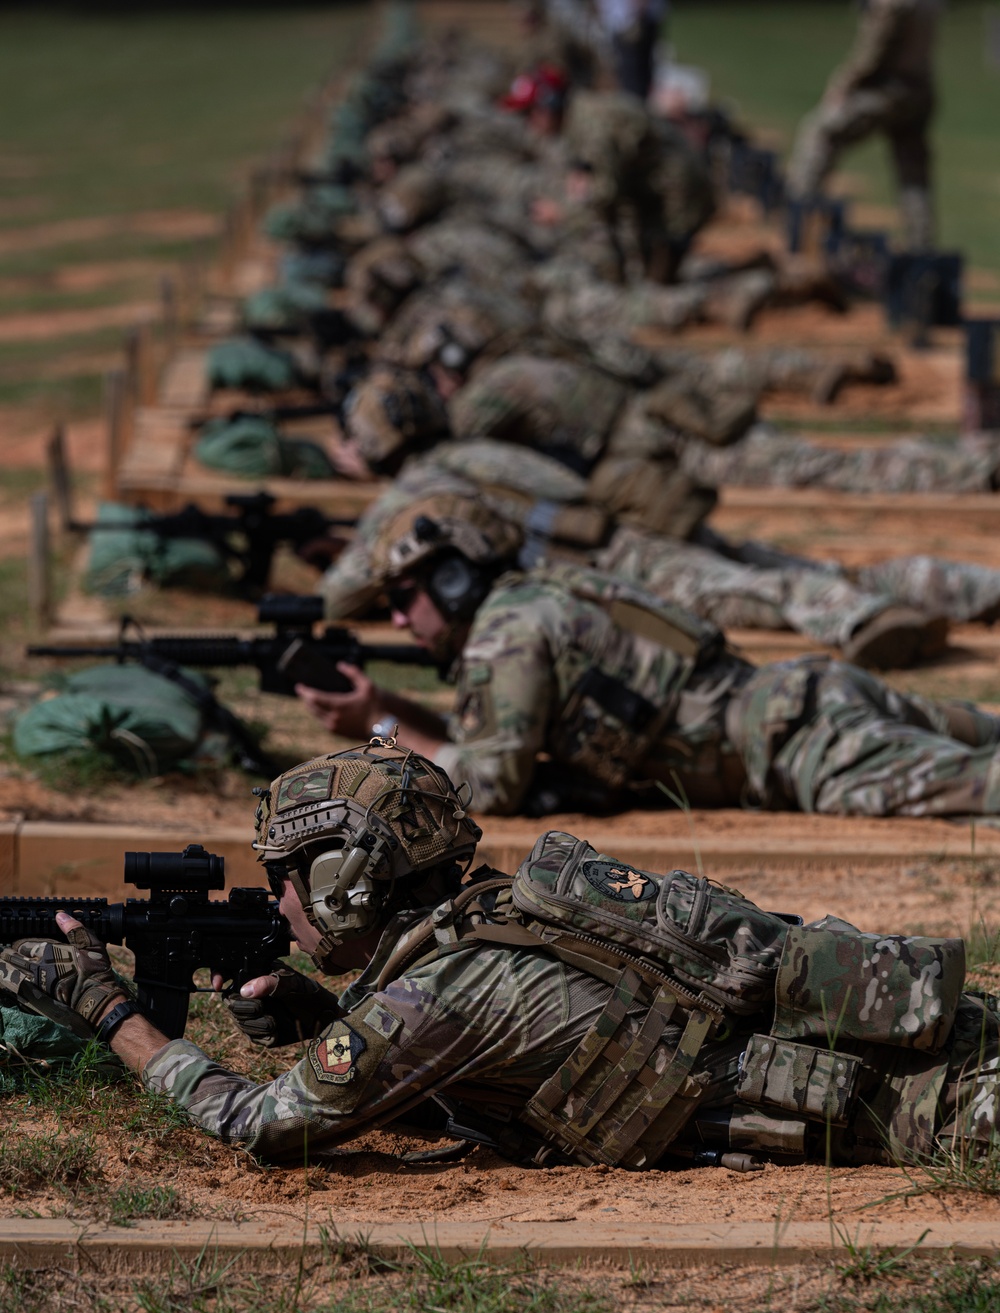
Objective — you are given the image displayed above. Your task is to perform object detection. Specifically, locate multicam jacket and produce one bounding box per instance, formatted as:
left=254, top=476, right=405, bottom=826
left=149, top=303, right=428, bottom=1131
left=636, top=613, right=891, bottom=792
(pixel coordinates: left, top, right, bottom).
left=434, top=563, right=750, bottom=814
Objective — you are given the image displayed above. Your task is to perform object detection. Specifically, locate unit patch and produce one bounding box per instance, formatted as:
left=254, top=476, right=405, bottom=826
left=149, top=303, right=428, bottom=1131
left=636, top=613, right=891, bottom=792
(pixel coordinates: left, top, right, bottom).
left=582, top=859, right=657, bottom=902
left=276, top=768, right=334, bottom=812
left=309, top=1022, right=367, bottom=1084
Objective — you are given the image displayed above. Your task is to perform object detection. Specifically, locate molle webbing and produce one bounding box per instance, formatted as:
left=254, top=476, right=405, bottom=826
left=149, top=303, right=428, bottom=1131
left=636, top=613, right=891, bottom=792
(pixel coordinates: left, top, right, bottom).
left=520, top=967, right=715, bottom=1168
left=375, top=877, right=513, bottom=989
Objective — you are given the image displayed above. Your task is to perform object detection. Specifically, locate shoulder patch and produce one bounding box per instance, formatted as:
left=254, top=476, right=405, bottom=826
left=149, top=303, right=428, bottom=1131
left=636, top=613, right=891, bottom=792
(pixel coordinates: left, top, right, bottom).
left=466, top=665, right=492, bottom=686
left=309, top=1021, right=366, bottom=1085
left=362, top=1000, right=404, bottom=1042
left=582, top=859, right=657, bottom=903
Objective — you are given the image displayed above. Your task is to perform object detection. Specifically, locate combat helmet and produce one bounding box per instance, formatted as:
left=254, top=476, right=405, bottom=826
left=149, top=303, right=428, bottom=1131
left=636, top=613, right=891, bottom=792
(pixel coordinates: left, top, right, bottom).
left=385, top=282, right=533, bottom=377
left=345, top=237, right=425, bottom=336
left=370, top=492, right=523, bottom=627
left=254, top=733, right=482, bottom=966
left=340, top=365, right=450, bottom=475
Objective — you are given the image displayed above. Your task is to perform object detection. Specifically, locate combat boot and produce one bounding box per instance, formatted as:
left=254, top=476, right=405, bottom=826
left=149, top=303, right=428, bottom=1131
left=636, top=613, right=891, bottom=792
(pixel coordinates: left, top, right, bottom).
left=704, top=271, right=775, bottom=332
left=812, top=352, right=898, bottom=405
left=842, top=606, right=948, bottom=670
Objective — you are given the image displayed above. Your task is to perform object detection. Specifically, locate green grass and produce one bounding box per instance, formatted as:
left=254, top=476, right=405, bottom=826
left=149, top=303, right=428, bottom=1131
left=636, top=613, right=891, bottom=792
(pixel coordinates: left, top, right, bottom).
left=0, top=1128, right=99, bottom=1195
left=0, top=4, right=369, bottom=422
left=825, top=1257, right=1000, bottom=1311
left=671, top=1, right=1000, bottom=280
left=107, top=1183, right=187, bottom=1227
left=0, top=6, right=368, bottom=227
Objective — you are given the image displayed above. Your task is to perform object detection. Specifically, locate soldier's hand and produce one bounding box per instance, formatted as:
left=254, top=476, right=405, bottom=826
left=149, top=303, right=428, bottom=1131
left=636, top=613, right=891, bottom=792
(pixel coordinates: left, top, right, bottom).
left=0, top=912, right=126, bottom=1040
left=295, top=665, right=380, bottom=737
left=225, top=963, right=341, bottom=1048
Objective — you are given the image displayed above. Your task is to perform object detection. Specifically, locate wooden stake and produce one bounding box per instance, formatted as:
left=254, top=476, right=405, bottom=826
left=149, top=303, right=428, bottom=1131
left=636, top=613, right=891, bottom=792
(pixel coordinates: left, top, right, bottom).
left=46, top=425, right=74, bottom=532
left=102, top=369, right=126, bottom=500
left=160, top=275, right=178, bottom=360
left=27, top=492, right=50, bottom=626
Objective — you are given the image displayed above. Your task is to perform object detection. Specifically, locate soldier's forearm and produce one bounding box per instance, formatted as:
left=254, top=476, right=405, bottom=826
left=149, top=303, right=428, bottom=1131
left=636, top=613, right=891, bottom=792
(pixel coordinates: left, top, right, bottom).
left=111, top=1013, right=174, bottom=1074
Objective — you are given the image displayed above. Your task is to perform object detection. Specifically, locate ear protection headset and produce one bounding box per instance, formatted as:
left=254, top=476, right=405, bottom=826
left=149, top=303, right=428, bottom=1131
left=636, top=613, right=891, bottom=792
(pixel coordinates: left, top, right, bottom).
left=411, top=516, right=495, bottom=621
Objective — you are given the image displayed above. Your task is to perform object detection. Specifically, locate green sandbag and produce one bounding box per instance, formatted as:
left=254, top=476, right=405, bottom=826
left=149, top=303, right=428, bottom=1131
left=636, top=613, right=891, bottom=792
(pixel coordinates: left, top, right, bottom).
left=207, top=337, right=300, bottom=392
left=0, top=1004, right=99, bottom=1067
left=84, top=502, right=228, bottom=596
left=242, top=282, right=329, bottom=334
left=14, top=664, right=211, bottom=775
left=195, top=416, right=334, bottom=480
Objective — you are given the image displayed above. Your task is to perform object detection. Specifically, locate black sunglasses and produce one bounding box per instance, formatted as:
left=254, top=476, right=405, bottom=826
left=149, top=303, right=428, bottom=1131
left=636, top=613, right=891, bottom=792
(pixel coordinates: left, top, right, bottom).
left=386, top=582, right=419, bottom=614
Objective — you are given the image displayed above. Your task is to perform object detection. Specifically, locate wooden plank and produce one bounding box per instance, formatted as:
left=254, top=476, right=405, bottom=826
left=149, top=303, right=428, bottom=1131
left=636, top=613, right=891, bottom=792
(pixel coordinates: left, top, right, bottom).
left=0, top=1216, right=996, bottom=1272
left=0, top=819, right=21, bottom=893
left=10, top=815, right=996, bottom=901
left=158, top=349, right=209, bottom=409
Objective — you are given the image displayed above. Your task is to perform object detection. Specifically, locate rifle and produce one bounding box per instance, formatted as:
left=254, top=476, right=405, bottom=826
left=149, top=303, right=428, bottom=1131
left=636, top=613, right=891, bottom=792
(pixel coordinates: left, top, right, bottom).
left=28, top=594, right=439, bottom=698
left=72, top=493, right=356, bottom=594
left=0, top=845, right=289, bottom=1041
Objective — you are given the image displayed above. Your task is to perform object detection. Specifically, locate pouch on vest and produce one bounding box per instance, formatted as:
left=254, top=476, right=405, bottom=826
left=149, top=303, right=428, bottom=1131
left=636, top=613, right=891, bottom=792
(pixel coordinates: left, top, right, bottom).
left=735, top=1033, right=862, bottom=1127
left=511, top=831, right=791, bottom=1014
left=772, top=915, right=965, bottom=1054
left=538, top=563, right=724, bottom=789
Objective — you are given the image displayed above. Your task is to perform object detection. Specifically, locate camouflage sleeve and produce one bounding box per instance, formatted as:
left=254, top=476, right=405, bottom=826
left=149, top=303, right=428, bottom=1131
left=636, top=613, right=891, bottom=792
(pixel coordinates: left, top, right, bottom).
left=434, top=601, right=555, bottom=815
left=141, top=945, right=580, bottom=1163
left=829, top=0, right=907, bottom=92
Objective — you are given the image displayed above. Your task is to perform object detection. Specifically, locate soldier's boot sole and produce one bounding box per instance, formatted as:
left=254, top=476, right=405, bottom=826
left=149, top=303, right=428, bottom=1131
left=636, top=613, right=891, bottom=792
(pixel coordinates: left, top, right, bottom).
left=842, top=607, right=949, bottom=670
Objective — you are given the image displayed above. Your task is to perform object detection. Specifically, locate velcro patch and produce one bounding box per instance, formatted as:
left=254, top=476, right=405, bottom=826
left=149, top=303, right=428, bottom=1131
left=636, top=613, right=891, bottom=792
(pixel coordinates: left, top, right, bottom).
left=276, top=768, right=334, bottom=812
left=582, top=859, right=657, bottom=903
left=309, top=1022, right=366, bottom=1085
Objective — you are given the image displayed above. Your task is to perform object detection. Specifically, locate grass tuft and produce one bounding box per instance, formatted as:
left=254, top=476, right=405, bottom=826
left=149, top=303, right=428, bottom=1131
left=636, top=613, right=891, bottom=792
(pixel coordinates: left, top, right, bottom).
left=107, top=1182, right=187, bottom=1228
left=0, top=1128, right=99, bottom=1194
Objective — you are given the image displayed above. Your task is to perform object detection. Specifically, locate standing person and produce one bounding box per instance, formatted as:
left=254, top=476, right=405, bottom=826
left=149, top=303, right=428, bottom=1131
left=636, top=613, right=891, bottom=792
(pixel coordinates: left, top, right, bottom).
left=596, top=0, right=668, bottom=100
left=786, top=0, right=940, bottom=250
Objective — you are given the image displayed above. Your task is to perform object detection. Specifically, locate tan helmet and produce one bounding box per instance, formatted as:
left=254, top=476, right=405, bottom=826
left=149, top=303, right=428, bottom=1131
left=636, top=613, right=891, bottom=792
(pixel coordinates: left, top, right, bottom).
left=370, top=492, right=524, bottom=591
left=386, top=285, right=524, bottom=374
left=345, top=237, right=425, bottom=336
left=340, top=365, right=449, bottom=474
left=254, top=734, right=482, bottom=958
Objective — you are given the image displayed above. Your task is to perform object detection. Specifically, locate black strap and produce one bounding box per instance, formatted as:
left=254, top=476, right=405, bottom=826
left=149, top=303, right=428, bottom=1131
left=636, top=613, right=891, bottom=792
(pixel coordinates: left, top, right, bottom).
left=96, top=999, right=143, bottom=1046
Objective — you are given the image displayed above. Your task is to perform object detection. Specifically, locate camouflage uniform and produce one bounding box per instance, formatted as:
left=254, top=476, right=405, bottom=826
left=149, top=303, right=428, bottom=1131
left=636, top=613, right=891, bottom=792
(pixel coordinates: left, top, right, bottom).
left=432, top=566, right=1000, bottom=817
left=142, top=872, right=1000, bottom=1169
left=563, top=90, right=716, bottom=282
left=320, top=437, right=1000, bottom=642
left=786, top=0, right=939, bottom=249
left=671, top=423, right=1000, bottom=495
left=729, top=655, right=1000, bottom=815
left=539, top=280, right=876, bottom=395
left=599, top=527, right=887, bottom=648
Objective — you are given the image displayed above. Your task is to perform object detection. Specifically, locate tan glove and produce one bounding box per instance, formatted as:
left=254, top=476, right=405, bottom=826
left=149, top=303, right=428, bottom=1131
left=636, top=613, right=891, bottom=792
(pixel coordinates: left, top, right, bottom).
left=0, top=926, right=125, bottom=1039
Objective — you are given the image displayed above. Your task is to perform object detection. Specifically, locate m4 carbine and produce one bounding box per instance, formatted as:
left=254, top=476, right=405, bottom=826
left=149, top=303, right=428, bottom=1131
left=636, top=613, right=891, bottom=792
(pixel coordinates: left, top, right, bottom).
left=28, top=594, right=439, bottom=697
left=73, top=492, right=355, bottom=595
left=0, top=844, right=289, bottom=1040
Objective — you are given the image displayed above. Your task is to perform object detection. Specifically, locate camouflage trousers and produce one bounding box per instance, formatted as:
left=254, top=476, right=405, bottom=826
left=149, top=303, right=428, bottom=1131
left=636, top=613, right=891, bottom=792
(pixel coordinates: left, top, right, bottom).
left=598, top=527, right=883, bottom=647
left=599, top=527, right=1000, bottom=645
left=542, top=274, right=776, bottom=381
left=677, top=426, right=1000, bottom=495
left=727, top=655, right=1000, bottom=816
left=787, top=85, right=934, bottom=250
